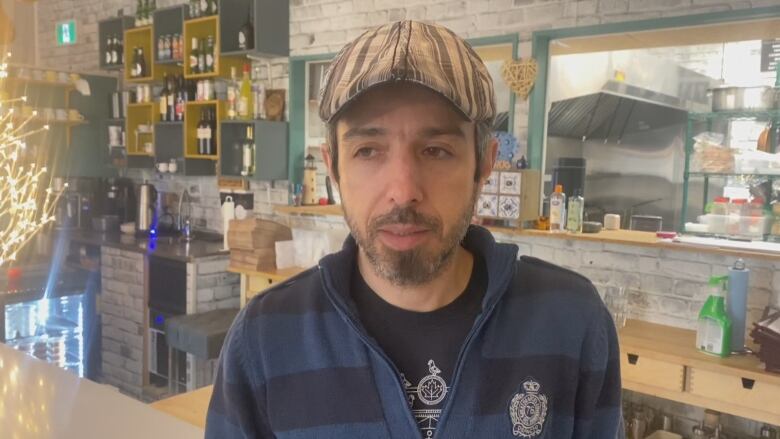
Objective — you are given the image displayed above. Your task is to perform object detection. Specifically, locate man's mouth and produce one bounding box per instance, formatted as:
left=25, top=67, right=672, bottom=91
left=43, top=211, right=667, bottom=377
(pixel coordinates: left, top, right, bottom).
left=376, top=224, right=431, bottom=251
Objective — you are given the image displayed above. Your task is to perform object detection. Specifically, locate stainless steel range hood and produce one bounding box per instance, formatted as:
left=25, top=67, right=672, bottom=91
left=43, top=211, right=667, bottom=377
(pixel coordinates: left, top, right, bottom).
left=547, top=50, right=715, bottom=141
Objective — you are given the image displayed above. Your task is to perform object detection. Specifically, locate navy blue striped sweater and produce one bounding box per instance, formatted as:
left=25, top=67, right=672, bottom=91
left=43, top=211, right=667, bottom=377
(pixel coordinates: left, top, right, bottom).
left=206, top=226, right=624, bottom=438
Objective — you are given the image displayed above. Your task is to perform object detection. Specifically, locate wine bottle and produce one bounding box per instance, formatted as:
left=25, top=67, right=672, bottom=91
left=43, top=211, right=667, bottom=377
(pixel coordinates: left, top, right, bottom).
left=175, top=75, right=185, bottom=121
left=227, top=66, right=238, bottom=120
left=209, top=0, right=218, bottom=16
left=238, top=3, right=254, bottom=51
left=197, top=38, right=206, bottom=74
left=167, top=75, right=176, bottom=121
left=199, top=0, right=208, bottom=16
left=135, top=0, right=143, bottom=26
left=204, top=108, right=214, bottom=155
left=159, top=74, right=169, bottom=121
left=105, top=36, right=113, bottom=66
left=138, top=46, right=147, bottom=77
left=189, top=38, right=199, bottom=75
left=205, top=36, right=215, bottom=73
left=197, top=109, right=206, bottom=155
left=241, top=125, right=254, bottom=176
left=111, top=36, right=120, bottom=65
left=238, top=63, right=253, bottom=119
left=117, top=36, right=124, bottom=65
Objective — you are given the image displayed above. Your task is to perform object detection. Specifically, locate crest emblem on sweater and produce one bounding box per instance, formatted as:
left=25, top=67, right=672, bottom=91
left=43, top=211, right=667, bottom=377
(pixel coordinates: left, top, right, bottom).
left=401, top=360, right=450, bottom=438
left=509, top=378, right=548, bottom=438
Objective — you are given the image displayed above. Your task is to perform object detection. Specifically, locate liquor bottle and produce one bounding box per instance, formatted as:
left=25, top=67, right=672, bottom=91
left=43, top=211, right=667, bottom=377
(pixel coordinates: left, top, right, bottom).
left=253, top=65, right=266, bottom=120
left=241, top=125, right=254, bottom=176
left=130, top=47, right=139, bottom=77
left=209, top=0, right=218, bottom=16
left=205, top=36, right=215, bottom=73
left=105, top=36, right=113, bottom=66
left=197, top=38, right=206, bottom=74
left=199, top=0, right=208, bottom=16
left=197, top=108, right=206, bottom=155
left=238, top=3, right=254, bottom=51
left=175, top=75, right=185, bottom=121
left=157, top=35, right=165, bottom=61
left=227, top=66, right=238, bottom=120
left=189, top=38, right=199, bottom=75
left=238, top=63, right=253, bottom=119
left=189, top=0, right=199, bottom=19
left=167, top=75, right=176, bottom=121
left=159, top=74, right=169, bottom=121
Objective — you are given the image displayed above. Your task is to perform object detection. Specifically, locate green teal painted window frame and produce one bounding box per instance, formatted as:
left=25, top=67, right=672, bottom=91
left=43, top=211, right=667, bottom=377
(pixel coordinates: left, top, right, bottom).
left=287, top=34, right=519, bottom=184
left=527, top=5, right=780, bottom=171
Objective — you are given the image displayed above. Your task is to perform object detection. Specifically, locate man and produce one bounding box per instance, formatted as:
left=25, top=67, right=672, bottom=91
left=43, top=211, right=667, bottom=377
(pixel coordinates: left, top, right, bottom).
left=206, top=20, right=623, bottom=439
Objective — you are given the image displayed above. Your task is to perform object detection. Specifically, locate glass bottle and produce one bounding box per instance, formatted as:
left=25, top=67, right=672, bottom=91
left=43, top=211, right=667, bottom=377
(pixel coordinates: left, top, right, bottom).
left=238, top=63, right=253, bottom=119
left=238, top=2, right=254, bottom=51
left=241, top=125, right=255, bottom=176
left=197, top=38, right=206, bottom=74
left=549, top=184, right=566, bottom=232
left=189, top=37, right=199, bottom=75
left=205, top=36, right=215, bottom=73
left=566, top=189, right=584, bottom=233
left=159, top=74, right=169, bottom=121
left=227, top=66, right=238, bottom=120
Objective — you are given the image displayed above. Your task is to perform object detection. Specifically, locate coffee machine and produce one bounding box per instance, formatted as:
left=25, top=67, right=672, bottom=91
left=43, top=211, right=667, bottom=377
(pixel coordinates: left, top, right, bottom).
left=104, top=178, right=137, bottom=224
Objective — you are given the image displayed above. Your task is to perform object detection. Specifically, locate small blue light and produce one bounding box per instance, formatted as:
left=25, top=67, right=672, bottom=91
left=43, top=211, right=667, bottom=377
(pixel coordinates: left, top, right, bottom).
left=155, top=315, right=164, bottom=325
left=150, top=228, right=157, bottom=235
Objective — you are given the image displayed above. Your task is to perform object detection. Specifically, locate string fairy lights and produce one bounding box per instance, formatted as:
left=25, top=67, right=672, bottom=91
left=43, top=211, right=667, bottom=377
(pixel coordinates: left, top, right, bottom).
left=0, top=52, right=63, bottom=266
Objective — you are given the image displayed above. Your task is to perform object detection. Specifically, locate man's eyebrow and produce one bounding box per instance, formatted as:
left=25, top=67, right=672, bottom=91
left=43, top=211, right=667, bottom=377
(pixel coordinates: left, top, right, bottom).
left=342, top=127, right=387, bottom=140
left=418, top=126, right=467, bottom=139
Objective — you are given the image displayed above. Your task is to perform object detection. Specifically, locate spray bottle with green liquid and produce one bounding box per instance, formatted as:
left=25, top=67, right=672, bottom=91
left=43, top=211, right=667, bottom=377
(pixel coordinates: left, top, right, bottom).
left=696, top=275, right=731, bottom=357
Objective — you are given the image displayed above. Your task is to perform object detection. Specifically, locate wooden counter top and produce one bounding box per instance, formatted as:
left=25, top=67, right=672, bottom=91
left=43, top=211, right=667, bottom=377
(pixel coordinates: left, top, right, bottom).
left=227, top=265, right=308, bottom=280
left=150, top=385, right=213, bottom=429
left=619, top=319, right=780, bottom=386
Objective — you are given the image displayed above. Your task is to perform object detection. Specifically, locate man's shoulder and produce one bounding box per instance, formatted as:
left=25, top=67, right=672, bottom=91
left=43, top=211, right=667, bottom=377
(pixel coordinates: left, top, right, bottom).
left=242, top=266, right=333, bottom=318
left=509, top=255, right=604, bottom=312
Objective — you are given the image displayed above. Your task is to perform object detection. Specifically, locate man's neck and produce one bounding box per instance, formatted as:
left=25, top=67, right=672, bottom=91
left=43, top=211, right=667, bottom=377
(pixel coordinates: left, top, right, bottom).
left=357, top=245, right=474, bottom=312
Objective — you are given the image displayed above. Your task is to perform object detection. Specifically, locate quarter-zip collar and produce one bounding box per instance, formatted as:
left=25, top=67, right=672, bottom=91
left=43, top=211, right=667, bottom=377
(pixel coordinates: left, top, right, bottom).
left=318, top=225, right=519, bottom=438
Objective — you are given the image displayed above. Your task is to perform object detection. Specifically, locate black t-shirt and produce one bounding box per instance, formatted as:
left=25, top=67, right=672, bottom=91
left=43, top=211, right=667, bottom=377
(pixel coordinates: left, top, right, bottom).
left=351, top=254, right=487, bottom=439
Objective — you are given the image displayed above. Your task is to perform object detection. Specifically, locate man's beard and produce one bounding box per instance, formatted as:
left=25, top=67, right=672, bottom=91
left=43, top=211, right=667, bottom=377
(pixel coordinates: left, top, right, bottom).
left=344, top=187, right=478, bottom=287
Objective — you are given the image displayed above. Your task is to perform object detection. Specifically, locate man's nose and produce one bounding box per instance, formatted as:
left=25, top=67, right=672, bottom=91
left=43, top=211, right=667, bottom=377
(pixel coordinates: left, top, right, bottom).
left=384, top=148, right=424, bottom=207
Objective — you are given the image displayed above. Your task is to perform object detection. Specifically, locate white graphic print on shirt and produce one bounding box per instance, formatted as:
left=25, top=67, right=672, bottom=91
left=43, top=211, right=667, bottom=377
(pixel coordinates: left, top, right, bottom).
left=401, top=360, right=449, bottom=438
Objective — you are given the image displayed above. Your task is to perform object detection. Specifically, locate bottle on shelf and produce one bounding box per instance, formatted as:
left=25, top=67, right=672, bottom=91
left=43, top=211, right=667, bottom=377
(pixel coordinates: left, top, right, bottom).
left=209, top=0, right=218, bottom=16
left=189, top=0, right=200, bottom=19
left=205, top=36, right=215, bottom=73
left=157, top=35, right=166, bottom=61
left=159, top=74, right=169, bottom=121
left=238, top=2, right=254, bottom=51
left=205, top=108, right=215, bottom=155
left=138, top=46, right=147, bottom=77
left=116, top=35, right=125, bottom=65
left=189, top=38, right=200, bottom=75
left=227, top=66, right=238, bottom=120
left=549, top=184, right=566, bottom=232
left=566, top=189, right=584, bottom=233
left=199, top=0, right=208, bottom=17
left=105, top=36, right=113, bottom=66
left=238, top=63, right=253, bottom=119
left=167, top=75, right=176, bottom=121
left=253, top=65, right=266, bottom=120
left=197, top=108, right=207, bottom=155
left=135, top=0, right=143, bottom=26
left=175, top=75, right=185, bottom=121
left=197, top=38, right=206, bottom=74
left=172, top=33, right=180, bottom=60
left=241, top=125, right=255, bottom=177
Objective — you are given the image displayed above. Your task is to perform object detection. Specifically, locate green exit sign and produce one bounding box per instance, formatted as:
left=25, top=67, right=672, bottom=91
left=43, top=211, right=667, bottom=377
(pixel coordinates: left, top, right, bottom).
left=56, top=20, right=77, bottom=46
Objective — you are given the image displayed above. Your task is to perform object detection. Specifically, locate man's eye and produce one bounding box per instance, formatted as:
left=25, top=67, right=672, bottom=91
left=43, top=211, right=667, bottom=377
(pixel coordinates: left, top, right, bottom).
left=423, top=146, right=453, bottom=159
left=354, top=147, right=377, bottom=159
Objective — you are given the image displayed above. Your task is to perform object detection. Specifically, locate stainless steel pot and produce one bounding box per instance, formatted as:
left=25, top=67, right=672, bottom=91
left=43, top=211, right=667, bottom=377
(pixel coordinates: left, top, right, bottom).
left=710, top=86, right=777, bottom=111
left=137, top=182, right=157, bottom=233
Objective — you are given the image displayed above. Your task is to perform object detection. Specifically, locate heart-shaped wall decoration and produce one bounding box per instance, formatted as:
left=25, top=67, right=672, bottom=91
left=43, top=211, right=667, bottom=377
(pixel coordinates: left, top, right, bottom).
left=501, top=58, right=538, bottom=100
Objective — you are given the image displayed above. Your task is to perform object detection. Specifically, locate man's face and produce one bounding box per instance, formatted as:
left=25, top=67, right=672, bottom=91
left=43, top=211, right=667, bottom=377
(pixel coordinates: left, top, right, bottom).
left=324, top=84, right=494, bottom=286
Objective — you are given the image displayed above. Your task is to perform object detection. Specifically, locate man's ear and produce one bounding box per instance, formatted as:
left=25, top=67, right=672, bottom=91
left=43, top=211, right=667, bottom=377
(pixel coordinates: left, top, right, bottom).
left=321, top=142, right=337, bottom=185
left=478, top=136, right=498, bottom=185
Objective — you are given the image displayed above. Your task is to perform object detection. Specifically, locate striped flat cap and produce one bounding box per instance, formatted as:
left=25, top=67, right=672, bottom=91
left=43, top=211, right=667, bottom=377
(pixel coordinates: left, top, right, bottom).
left=318, top=20, right=496, bottom=124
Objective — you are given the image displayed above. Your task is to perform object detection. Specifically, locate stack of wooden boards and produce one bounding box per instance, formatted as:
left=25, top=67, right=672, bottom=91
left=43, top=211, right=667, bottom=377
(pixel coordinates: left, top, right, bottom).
left=228, top=218, right=292, bottom=272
